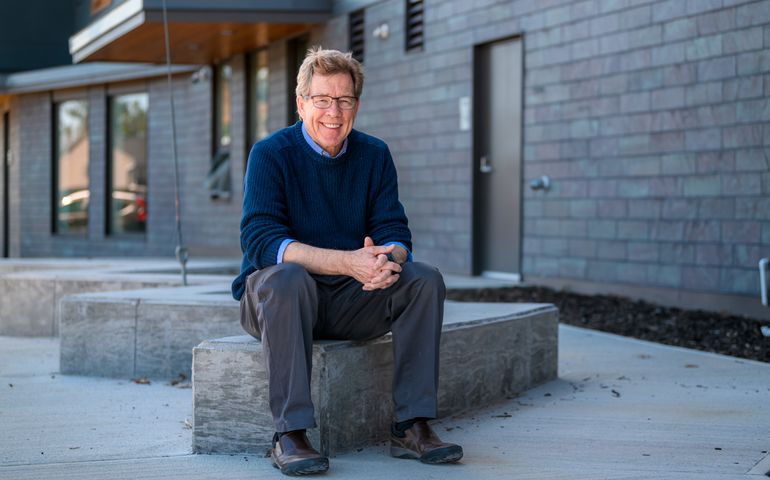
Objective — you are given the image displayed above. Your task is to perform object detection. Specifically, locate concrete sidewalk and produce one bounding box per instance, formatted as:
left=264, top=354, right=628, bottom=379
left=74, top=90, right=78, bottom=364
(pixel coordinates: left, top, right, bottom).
left=1, top=325, right=768, bottom=479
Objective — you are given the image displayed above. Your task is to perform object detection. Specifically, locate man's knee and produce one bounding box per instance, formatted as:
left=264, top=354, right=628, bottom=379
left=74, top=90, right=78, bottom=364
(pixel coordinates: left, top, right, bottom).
left=251, top=263, right=317, bottom=336
left=257, top=262, right=314, bottom=294
left=401, top=262, right=446, bottom=298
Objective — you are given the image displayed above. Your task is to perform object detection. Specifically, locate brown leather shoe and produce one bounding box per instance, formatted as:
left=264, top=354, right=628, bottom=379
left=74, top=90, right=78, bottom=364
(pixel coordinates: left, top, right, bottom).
left=390, top=420, right=463, bottom=464
left=270, top=430, right=329, bottom=476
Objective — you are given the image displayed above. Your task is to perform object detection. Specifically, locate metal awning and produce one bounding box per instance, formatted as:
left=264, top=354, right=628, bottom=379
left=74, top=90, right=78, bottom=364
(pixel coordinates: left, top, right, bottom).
left=69, top=0, right=331, bottom=64
left=0, top=63, right=199, bottom=94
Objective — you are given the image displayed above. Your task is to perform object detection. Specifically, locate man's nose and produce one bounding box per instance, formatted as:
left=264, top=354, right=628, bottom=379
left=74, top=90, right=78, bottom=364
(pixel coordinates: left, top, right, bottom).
left=327, top=100, right=342, bottom=114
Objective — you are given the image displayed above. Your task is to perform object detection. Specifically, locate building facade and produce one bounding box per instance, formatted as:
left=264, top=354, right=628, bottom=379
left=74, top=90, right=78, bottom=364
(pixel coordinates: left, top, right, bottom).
left=1, top=0, right=769, bottom=318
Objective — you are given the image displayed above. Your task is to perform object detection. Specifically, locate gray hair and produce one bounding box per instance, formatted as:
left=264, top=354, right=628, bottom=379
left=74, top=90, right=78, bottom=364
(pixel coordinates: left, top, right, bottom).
left=295, top=46, right=364, bottom=98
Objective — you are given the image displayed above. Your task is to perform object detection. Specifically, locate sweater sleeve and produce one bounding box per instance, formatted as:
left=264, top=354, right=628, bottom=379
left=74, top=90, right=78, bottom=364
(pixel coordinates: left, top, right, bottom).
left=367, top=145, right=413, bottom=253
left=240, top=143, right=292, bottom=270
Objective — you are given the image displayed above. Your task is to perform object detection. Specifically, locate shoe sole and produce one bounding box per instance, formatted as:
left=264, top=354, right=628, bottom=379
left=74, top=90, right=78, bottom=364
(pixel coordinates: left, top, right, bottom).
left=270, top=451, right=329, bottom=476
left=390, top=445, right=464, bottom=464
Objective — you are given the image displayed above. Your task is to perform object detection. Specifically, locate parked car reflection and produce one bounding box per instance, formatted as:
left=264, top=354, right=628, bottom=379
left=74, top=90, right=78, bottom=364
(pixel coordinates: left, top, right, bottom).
left=58, top=189, right=89, bottom=231
left=59, top=189, right=147, bottom=232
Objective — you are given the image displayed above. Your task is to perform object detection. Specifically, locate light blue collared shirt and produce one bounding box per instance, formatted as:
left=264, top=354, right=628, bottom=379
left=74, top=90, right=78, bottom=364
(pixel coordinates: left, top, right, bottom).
left=301, top=122, right=348, bottom=158
left=276, top=124, right=412, bottom=264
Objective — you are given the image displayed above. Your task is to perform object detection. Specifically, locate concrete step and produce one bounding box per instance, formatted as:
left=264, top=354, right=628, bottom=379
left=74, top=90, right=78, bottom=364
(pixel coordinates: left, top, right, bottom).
left=59, top=284, right=240, bottom=379
left=0, top=259, right=239, bottom=337
left=192, top=302, right=558, bottom=457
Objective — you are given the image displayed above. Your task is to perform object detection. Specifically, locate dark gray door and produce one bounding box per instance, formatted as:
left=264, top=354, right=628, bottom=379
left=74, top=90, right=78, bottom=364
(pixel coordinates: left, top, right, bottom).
left=2, top=111, right=9, bottom=258
left=473, top=37, right=523, bottom=280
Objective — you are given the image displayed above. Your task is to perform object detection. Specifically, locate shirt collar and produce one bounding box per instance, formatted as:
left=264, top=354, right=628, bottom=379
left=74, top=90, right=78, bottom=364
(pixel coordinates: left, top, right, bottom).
left=301, top=122, right=348, bottom=158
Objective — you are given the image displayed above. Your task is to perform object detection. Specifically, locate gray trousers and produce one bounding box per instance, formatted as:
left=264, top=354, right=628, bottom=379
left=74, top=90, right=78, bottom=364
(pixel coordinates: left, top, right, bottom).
left=239, top=261, right=446, bottom=433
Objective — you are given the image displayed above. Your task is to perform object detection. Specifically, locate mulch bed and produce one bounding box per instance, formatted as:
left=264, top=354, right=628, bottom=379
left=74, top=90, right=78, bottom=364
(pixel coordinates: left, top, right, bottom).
left=446, top=286, right=770, bottom=363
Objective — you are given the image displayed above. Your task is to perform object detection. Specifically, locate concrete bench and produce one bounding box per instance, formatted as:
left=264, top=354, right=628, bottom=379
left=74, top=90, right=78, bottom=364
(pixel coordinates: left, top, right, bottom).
left=56, top=270, right=518, bottom=379
left=0, top=272, right=183, bottom=337
left=59, top=284, right=242, bottom=379
left=192, top=301, right=558, bottom=456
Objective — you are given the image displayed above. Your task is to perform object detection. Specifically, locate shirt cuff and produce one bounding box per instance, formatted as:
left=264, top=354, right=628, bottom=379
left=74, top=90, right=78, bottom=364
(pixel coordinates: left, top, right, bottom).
left=384, top=241, right=413, bottom=263
left=277, top=239, right=296, bottom=264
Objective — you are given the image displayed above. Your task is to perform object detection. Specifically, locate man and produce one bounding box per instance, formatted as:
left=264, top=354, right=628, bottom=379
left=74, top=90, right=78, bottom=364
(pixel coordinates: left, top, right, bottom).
left=232, top=47, right=462, bottom=476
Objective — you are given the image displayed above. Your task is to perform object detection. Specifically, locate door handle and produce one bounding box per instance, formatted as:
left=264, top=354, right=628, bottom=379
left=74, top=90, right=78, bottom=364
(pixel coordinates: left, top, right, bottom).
left=479, top=156, right=493, bottom=173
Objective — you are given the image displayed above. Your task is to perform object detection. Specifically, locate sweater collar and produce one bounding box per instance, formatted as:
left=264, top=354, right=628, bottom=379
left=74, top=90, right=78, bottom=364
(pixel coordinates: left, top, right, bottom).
left=300, top=122, right=348, bottom=158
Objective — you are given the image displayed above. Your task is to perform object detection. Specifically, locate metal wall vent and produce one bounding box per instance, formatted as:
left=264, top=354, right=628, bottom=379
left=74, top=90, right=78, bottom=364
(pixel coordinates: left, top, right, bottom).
left=406, top=0, right=424, bottom=52
left=349, top=9, right=365, bottom=63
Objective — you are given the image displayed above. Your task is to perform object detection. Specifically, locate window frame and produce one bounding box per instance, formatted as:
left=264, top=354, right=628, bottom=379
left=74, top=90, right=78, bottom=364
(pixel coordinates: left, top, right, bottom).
left=105, top=90, right=149, bottom=238
left=247, top=48, right=271, bottom=148
left=207, top=61, right=233, bottom=200
left=52, top=97, right=90, bottom=236
left=286, top=35, right=309, bottom=126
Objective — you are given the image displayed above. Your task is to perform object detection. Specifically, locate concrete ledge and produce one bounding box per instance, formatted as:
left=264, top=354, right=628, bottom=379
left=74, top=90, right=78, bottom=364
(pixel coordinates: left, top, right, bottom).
left=192, top=302, right=558, bottom=456
left=59, top=284, right=241, bottom=379
left=0, top=259, right=238, bottom=337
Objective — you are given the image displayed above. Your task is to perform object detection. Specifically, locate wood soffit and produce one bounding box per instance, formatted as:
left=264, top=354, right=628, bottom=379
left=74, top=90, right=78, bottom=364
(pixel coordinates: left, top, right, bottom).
left=77, top=21, right=313, bottom=64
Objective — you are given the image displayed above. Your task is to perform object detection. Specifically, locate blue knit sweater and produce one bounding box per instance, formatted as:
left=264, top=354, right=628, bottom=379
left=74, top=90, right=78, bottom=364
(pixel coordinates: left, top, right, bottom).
left=231, top=122, right=412, bottom=300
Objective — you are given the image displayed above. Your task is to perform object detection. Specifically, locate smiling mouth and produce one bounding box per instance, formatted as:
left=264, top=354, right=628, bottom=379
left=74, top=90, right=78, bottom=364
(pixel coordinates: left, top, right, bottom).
left=321, top=123, right=342, bottom=129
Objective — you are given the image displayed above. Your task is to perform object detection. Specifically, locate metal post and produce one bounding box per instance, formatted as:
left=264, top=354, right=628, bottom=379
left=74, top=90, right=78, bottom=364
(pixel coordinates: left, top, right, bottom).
left=161, top=0, right=188, bottom=286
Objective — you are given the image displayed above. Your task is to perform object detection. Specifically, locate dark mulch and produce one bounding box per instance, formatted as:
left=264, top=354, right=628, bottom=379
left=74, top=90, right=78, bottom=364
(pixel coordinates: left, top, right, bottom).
left=446, top=286, right=770, bottom=364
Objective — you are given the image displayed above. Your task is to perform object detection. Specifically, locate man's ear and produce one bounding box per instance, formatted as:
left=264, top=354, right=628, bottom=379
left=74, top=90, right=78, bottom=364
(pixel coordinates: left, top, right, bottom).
left=296, top=95, right=304, bottom=121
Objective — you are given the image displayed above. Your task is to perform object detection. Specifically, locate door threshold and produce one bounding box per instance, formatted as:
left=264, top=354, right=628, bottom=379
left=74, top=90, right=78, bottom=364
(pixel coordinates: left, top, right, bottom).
left=481, top=271, right=521, bottom=282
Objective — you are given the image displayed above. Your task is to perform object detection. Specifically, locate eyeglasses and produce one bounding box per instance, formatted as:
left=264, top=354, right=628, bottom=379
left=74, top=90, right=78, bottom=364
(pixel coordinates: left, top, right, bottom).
left=304, top=95, right=358, bottom=110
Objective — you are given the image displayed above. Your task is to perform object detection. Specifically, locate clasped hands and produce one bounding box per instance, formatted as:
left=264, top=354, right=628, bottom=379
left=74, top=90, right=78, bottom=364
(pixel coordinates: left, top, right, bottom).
left=347, top=236, right=402, bottom=291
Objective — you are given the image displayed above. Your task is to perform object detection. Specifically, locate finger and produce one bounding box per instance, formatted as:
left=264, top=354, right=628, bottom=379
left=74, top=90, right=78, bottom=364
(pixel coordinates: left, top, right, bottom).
left=384, top=261, right=402, bottom=273
left=373, top=254, right=388, bottom=270
left=368, top=268, right=396, bottom=286
left=366, top=274, right=400, bottom=290
left=368, top=244, right=396, bottom=255
left=364, top=236, right=375, bottom=248
left=373, top=260, right=401, bottom=276
left=371, top=270, right=392, bottom=285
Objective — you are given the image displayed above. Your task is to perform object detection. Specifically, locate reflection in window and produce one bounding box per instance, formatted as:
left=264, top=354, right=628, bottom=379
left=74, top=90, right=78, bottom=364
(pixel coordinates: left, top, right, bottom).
left=109, top=93, right=148, bottom=235
left=54, top=100, right=89, bottom=234
left=249, top=49, right=270, bottom=146
left=206, top=62, right=232, bottom=198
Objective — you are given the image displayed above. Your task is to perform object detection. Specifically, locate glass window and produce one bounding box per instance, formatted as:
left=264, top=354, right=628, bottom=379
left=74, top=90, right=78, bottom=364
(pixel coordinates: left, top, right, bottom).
left=206, top=62, right=232, bottom=198
left=109, top=93, right=148, bottom=235
left=90, top=0, right=111, bottom=15
left=215, top=63, right=232, bottom=153
left=54, top=99, right=89, bottom=234
left=287, top=36, right=308, bottom=125
left=249, top=49, right=270, bottom=146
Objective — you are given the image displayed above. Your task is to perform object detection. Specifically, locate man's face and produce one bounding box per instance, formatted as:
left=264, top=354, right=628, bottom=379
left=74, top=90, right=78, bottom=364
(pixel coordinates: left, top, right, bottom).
left=296, top=73, right=359, bottom=157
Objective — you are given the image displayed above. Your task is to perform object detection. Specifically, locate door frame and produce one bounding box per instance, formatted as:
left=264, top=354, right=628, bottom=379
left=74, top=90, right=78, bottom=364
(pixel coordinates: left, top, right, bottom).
left=471, top=34, right=525, bottom=279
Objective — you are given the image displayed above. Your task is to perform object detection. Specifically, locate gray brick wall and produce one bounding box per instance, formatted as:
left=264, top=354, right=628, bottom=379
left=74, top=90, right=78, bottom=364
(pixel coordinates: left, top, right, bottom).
left=306, top=0, right=770, bottom=297
left=87, top=86, right=106, bottom=244
left=170, top=67, right=242, bottom=257
left=0, top=107, right=5, bottom=257
left=18, top=92, right=54, bottom=256
left=0, top=106, right=5, bottom=256
left=7, top=98, right=21, bottom=257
